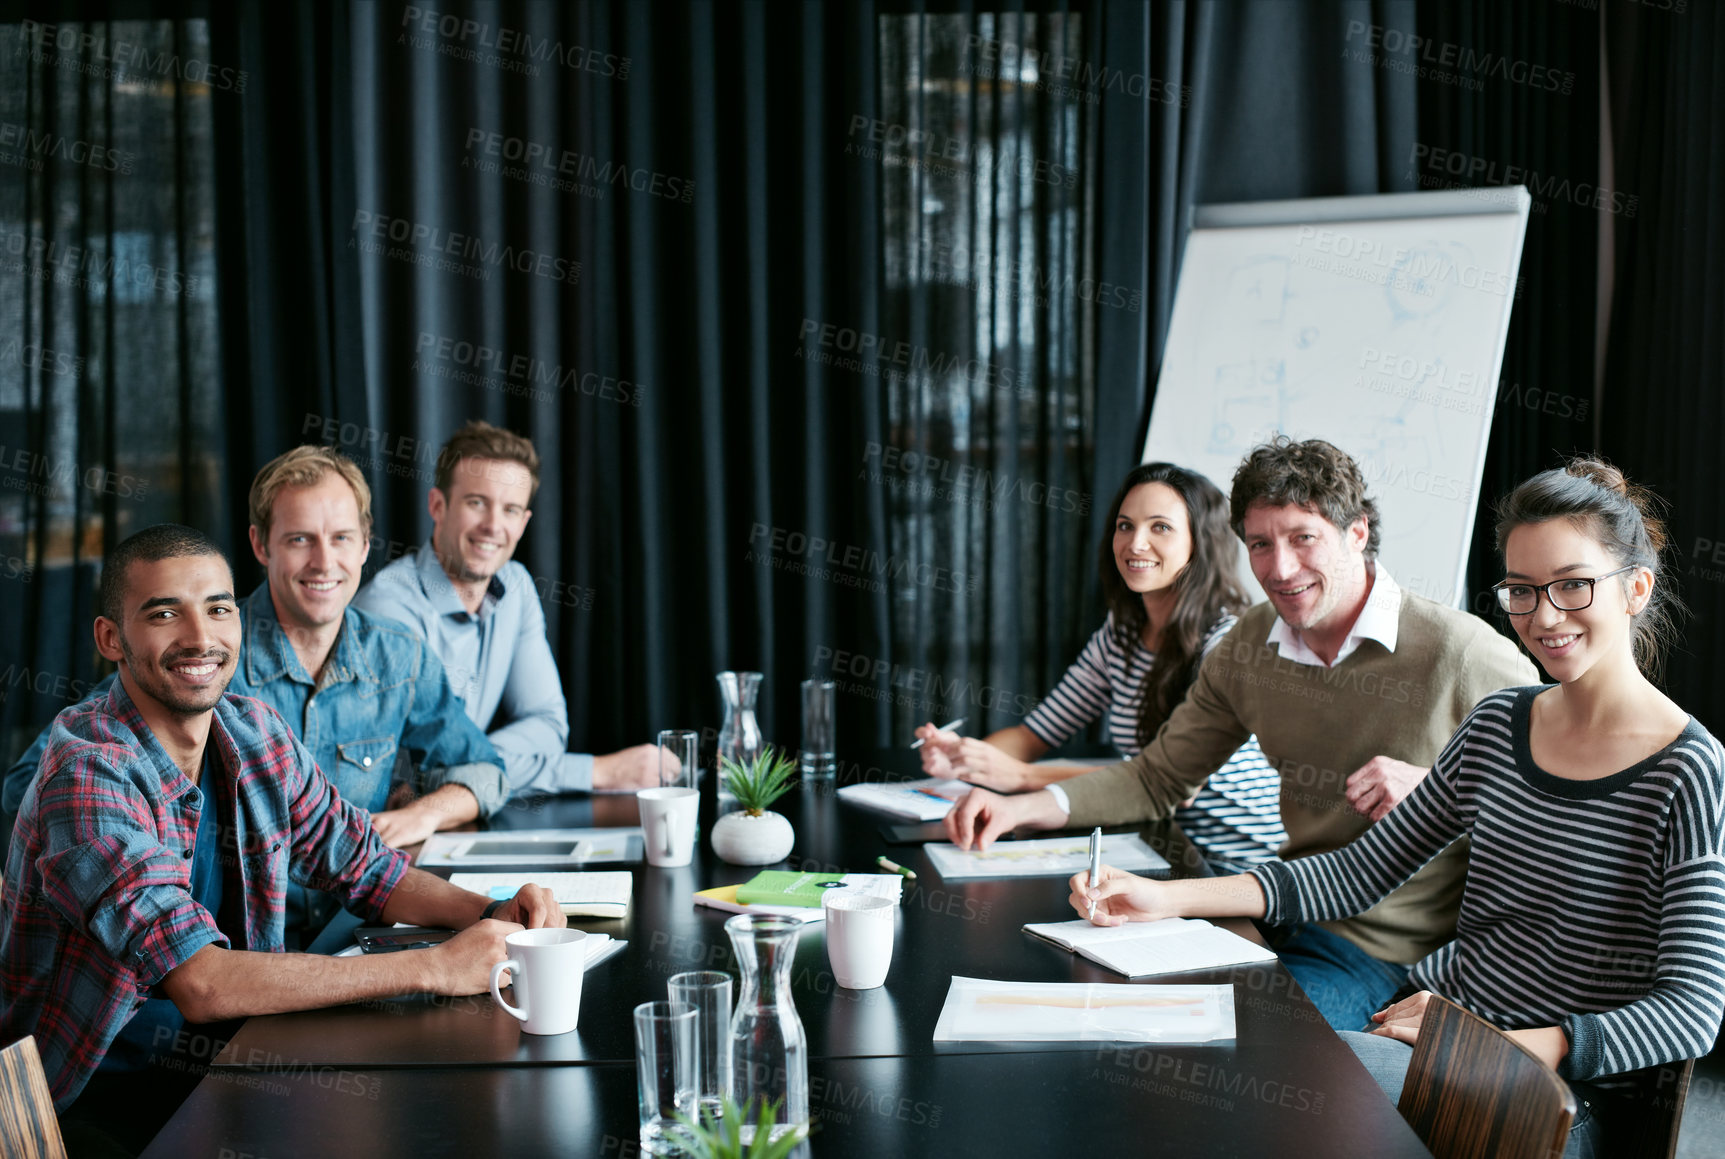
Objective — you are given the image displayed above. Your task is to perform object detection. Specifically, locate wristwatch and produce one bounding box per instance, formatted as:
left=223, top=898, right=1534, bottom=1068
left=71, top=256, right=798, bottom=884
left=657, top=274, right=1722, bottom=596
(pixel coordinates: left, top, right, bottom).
left=481, top=898, right=508, bottom=920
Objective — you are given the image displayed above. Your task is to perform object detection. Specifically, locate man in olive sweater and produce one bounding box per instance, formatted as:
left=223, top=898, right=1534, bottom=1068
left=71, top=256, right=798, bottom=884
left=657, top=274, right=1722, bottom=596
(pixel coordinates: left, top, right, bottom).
left=946, top=437, right=1537, bottom=1030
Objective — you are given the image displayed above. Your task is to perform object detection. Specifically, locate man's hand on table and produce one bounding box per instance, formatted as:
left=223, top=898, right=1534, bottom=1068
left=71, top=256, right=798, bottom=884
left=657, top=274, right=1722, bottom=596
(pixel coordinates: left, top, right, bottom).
left=372, top=802, right=442, bottom=848
left=491, top=883, right=566, bottom=929
left=594, top=744, right=662, bottom=791
left=1344, top=756, right=1429, bottom=822
left=942, top=785, right=1066, bottom=850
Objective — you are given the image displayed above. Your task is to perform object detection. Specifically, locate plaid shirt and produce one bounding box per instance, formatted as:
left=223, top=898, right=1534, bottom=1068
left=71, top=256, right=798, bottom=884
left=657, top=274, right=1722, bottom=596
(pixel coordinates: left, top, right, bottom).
left=0, top=679, right=410, bottom=1109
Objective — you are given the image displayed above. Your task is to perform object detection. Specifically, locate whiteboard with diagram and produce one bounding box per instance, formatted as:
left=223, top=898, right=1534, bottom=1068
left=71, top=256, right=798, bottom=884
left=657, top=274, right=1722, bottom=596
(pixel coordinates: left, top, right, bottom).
left=1142, top=188, right=1532, bottom=607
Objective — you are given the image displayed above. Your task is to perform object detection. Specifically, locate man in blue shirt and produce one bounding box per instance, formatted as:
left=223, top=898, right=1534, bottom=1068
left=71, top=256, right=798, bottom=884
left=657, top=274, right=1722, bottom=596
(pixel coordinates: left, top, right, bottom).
left=3, top=446, right=508, bottom=941
left=353, top=421, right=661, bottom=795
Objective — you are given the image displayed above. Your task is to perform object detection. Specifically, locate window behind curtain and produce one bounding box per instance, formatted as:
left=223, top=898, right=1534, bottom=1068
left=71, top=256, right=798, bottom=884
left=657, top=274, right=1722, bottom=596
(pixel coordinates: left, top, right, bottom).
left=0, top=18, right=224, bottom=756
left=875, top=12, right=1097, bottom=739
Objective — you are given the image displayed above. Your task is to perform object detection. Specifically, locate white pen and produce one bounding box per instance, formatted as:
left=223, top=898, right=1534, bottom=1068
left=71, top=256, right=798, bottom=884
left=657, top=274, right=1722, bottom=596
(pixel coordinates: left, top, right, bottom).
left=1086, top=826, right=1102, bottom=922
left=909, top=717, right=967, bottom=749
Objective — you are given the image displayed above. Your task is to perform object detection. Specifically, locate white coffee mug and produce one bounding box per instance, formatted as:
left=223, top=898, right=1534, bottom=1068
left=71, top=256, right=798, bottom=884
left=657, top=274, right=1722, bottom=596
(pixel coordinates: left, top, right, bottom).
left=489, top=928, right=588, bottom=1035
left=637, top=787, right=699, bottom=868
left=823, top=892, right=896, bottom=989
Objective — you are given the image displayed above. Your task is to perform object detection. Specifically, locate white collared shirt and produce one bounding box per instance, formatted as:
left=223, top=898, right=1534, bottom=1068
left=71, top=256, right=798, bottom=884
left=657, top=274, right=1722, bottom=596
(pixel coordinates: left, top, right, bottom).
left=1266, top=563, right=1402, bottom=668
left=1046, top=566, right=1405, bottom=820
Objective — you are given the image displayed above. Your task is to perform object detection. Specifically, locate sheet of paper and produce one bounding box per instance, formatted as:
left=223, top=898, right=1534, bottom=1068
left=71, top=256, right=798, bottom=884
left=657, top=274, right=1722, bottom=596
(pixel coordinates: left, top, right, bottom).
left=925, top=833, right=1170, bottom=880
left=836, top=778, right=971, bottom=821
left=1024, top=918, right=1277, bottom=978
left=932, top=976, right=1236, bottom=1043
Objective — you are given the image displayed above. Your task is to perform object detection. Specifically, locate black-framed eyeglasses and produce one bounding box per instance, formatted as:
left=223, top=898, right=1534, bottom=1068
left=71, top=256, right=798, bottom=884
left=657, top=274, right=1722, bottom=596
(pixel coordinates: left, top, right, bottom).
left=1492, top=566, right=1636, bottom=615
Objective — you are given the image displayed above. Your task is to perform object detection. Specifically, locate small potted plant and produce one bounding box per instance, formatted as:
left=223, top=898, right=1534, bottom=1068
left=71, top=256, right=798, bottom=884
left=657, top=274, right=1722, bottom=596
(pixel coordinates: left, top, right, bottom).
left=710, top=747, right=798, bottom=866
left=670, top=1097, right=810, bottom=1158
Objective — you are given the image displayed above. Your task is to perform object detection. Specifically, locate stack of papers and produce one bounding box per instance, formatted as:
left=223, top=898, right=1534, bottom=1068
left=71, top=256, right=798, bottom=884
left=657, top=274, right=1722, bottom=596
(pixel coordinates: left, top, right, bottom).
left=925, top=833, right=1170, bottom=880
left=1023, top=917, right=1276, bottom=978
left=450, top=871, right=633, bottom=918
left=836, top=778, right=971, bottom=821
left=694, top=873, right=904, bottom=922
left=932, top=976, right=1236, bottom=1043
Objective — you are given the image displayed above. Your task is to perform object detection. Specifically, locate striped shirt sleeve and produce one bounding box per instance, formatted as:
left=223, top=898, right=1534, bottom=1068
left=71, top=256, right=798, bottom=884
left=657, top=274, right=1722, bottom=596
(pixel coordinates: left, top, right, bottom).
left=1250, top=715, right=1471, bottom=925
left=1022, top=621, right=1118, bottom=748
left=1561, top=740, right=1725, bottom=1080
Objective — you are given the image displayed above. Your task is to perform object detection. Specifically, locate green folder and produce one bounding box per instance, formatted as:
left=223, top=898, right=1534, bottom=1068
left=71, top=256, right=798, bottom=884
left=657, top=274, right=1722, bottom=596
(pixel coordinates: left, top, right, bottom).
left=733, top=870, right=849, bottom=908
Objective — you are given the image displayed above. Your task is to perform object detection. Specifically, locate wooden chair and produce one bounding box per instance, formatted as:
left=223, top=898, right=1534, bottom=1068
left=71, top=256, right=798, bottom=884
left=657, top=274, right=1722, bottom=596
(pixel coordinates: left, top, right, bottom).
left=0, top=1036, right=66, bottom=1159
left=1397, top=994, right=1574, bottom=1159
left=1617, top=1057, right=1694, bottom=1159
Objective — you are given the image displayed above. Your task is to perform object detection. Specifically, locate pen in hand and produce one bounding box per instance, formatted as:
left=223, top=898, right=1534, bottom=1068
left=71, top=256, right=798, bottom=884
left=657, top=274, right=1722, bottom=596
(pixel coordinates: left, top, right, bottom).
left=910, top=717, right=967, bottom=750
left=1087, top=826, right=1101, bottom=922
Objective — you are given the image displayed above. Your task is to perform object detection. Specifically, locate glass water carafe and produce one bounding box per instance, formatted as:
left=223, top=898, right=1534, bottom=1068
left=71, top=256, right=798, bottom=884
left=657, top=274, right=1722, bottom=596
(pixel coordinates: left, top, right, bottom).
left=725, top=914, right=810, bottom=1145
left=714, top=671, right=763, bottom=811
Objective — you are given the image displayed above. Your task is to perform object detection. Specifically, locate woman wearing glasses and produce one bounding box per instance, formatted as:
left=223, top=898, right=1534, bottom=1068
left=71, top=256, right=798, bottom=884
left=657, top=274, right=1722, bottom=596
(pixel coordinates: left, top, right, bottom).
left=915, top=462, right=1286, bottom=874
left=1070, top=458, right=1725, bottom=1156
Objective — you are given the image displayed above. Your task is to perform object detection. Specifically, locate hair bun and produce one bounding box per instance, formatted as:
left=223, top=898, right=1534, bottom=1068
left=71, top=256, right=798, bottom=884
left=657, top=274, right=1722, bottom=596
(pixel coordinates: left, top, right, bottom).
left=1565, top=456, right=1629, bottom=497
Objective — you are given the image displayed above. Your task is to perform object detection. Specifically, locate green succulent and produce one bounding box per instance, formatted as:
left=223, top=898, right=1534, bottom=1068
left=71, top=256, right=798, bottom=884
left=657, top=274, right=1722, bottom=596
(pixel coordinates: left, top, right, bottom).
left=668, top=1096, right=811, bottom=1159
left=719, top=746, right=798, bottom=816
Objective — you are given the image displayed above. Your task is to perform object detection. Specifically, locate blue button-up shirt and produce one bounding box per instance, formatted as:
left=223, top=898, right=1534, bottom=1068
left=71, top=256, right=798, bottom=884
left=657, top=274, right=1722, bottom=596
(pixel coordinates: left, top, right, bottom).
left=3, top=581, right=506, bottom=934
left=353, top=542, right=593, bottom=794
left=0, top=679, right=410, bottom=1109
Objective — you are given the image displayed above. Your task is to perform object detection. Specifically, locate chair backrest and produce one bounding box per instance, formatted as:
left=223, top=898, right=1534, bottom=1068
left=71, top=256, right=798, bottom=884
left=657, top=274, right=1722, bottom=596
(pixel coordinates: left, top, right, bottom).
left=1397, top=994, right=1575, bottom=1159
left=0, top=1036, right=66, bottom=1159
left=1616, top=1057, right=1695, bottom=1159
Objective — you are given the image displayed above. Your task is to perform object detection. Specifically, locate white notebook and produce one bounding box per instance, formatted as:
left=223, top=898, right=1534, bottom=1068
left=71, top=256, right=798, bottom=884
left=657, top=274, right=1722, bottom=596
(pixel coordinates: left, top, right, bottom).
left=1022, top=917, right=1276, bottom=978
left=836, top=777, right=971, bottom=821
left=450, top=871, right=632, bottom=919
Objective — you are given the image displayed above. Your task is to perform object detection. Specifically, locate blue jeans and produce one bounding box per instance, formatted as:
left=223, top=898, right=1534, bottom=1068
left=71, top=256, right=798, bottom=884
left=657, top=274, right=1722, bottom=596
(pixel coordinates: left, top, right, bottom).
left=1263, top=922, right=1409, bottom=1031
left=1339, top=1031, right=1610, bottom=1159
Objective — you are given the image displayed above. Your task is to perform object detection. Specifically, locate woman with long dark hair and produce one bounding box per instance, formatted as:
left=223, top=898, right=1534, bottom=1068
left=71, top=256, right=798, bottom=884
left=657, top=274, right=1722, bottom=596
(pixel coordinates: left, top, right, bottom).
left=917, top=462, right=1286, bottom=873
left=1072, top=458, right=1725, bottom=1154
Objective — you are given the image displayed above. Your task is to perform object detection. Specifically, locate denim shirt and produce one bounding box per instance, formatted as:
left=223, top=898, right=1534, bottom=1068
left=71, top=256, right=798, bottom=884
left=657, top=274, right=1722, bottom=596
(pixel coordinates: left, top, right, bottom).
left=353, top=543, right=594, bottom=794
left=2, top=582, right=505, bottom=936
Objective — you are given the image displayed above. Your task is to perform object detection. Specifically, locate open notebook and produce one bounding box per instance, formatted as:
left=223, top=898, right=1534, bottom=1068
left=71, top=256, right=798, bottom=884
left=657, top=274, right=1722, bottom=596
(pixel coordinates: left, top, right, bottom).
left=1023, top=917, right=1276, bottom=979
left=449, top=871, right=632, bottom=919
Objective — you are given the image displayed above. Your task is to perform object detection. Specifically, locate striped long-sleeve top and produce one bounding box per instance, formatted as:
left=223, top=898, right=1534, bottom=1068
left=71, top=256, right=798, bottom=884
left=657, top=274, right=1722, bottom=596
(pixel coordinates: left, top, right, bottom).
left=1022, top=612, right=1287, bottom=871
left=1251, top=686, right=1725, bottom=1082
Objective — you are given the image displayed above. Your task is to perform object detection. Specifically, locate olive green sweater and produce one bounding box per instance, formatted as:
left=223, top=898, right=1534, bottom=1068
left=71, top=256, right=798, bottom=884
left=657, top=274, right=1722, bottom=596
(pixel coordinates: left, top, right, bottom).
left=1061, top=593, right=1538, bottom=964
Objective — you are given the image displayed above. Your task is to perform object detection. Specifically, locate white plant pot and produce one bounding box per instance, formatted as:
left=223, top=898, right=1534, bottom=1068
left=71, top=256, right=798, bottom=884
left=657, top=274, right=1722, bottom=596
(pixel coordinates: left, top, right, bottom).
left=711, top=810, right=795, bottom=866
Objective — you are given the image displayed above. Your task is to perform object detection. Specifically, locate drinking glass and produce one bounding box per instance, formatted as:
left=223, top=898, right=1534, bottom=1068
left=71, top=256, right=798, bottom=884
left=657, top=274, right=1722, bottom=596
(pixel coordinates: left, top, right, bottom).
left=668, top=970, right=734, bottom=1121
left=634, top=1001, right=698, bottom=1156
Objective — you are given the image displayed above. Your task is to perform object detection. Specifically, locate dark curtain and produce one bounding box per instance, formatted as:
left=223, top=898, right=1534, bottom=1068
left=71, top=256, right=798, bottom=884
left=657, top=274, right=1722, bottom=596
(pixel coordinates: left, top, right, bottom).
left=1410, top=0, right=1605, bottom=634
left=0, top=2, right=226, bottom=761
left=1600, top=0, right=1725, bottom=735
left=1089, top=0, right=1420, bottom=591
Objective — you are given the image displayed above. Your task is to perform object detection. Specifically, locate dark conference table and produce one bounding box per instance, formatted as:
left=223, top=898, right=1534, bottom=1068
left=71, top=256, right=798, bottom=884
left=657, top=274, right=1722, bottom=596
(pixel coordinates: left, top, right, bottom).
left=142, top=753, right=1432, bottom=1158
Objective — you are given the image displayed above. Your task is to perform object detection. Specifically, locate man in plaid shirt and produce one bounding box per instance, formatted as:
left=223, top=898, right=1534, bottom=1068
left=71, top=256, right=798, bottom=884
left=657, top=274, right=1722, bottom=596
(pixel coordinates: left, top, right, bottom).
left=0, top=524, right=562, bottom=1154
